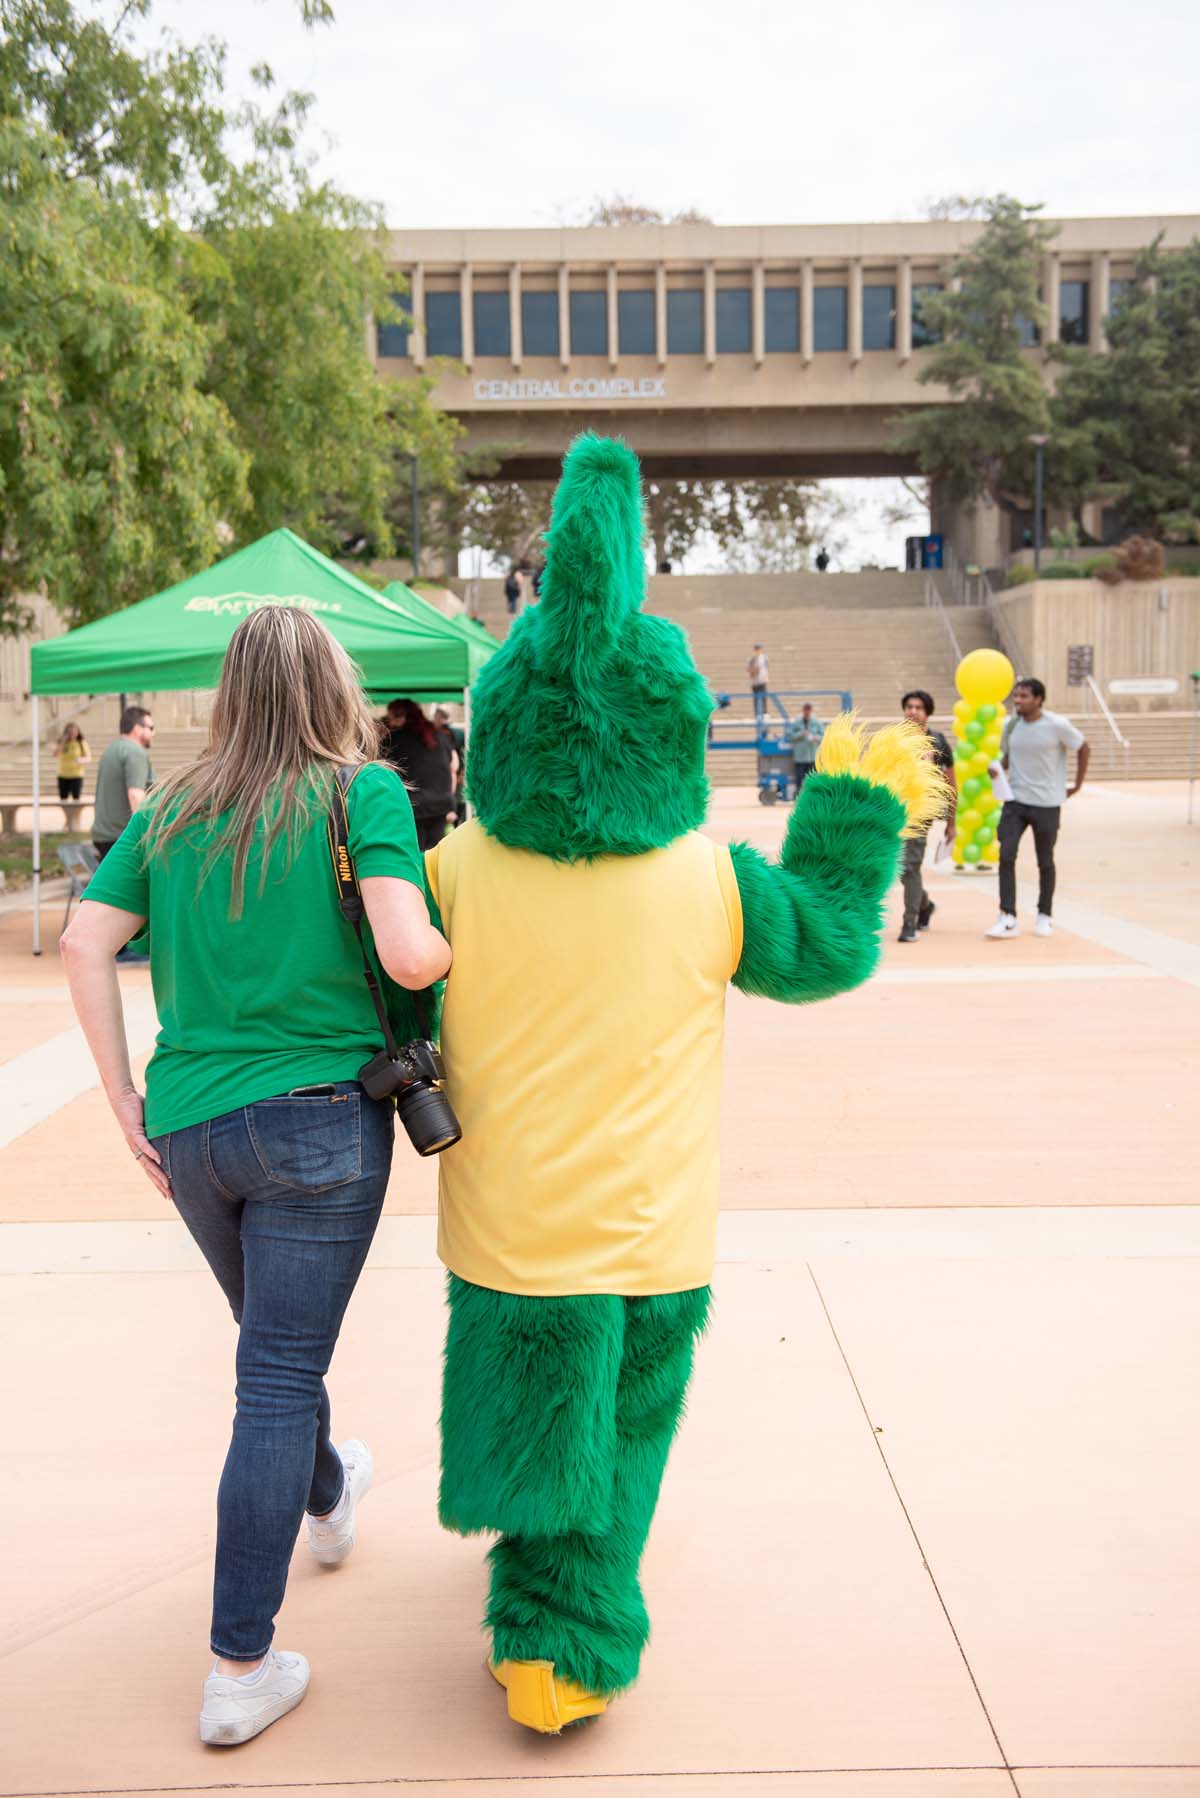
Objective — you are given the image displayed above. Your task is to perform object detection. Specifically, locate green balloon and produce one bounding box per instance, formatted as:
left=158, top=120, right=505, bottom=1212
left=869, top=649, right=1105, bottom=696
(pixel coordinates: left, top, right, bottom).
left=977, top=704, right=997, bottom=724
left=962, top=777, right=982, bottom=802
left=975, top=825, right=995, bottom=847
left=986, top=807, right=1003, bottom=828
left=965, top=720, right=984, bottom=743
left=963, top=842, right=983, bottom=863
left=954, top=739, right=973, bottom=762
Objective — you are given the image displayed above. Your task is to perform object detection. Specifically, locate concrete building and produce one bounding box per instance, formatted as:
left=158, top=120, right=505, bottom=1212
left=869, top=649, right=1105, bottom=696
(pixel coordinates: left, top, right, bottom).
left=375, top=215, right=1200, bottom=568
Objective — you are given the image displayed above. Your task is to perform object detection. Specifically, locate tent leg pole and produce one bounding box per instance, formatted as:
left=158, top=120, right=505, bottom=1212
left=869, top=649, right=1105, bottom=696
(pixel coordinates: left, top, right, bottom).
left=32, top=694, right=41, bottom=956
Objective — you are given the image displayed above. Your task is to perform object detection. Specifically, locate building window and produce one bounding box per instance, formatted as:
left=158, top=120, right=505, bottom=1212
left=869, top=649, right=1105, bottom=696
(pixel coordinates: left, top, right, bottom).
left=1060, top=280, right=1089, bottom=345
left=522, top=290, right=560, bottom=358
left=716, top=287, right=751, bottom=353
left=863, top=283, right=896, bottom=351
left=1015, top=310, right=1041, bottom=348
left=570, top=290, right=607, bottom=356
left=813, top=286, right=847, bottom=352
left=764, top=287, right=798, bottom=352
left=1108, top=277, right=1133, bottom=315
left=667, top=288, right=703, bottom=354
left=618, top=289, right=656, bottom=355
left=426, top=291, right=462, bottom=359
left=376, top=291, right=411, bottom=358
left=473, top=291, right=511, bottom=358
left=912, top=283, right=942, bottom=348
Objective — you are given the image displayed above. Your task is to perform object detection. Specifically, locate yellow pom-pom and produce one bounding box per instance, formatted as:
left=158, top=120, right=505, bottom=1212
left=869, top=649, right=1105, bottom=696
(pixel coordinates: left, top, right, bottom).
left=815, top=713, right=950, bottom=838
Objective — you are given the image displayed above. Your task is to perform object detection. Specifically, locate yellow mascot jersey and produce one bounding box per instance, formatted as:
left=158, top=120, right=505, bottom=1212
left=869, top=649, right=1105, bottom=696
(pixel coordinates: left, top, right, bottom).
left=426, top=821, right=743, bottom=1298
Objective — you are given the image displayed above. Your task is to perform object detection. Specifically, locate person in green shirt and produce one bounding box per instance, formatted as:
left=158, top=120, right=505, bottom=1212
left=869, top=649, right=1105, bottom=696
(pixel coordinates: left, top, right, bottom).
left=92, top=706, right=155, bottom=855
left=61, top=605, right=451, bottom=1747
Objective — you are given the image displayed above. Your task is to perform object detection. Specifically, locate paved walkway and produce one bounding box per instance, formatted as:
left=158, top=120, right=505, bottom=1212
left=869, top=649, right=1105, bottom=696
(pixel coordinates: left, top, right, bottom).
left=2, top=782, right=1198, bottom=1797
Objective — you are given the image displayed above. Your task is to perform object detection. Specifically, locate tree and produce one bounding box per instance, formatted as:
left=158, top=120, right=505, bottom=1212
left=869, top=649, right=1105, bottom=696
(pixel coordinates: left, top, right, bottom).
left=0, top=0, right=451, bottom=624
left=575, top=195, right=713, bottom=227
left=0, top=115, right=248, bottom=630
left=889, top=196, right=1054, bottom=514
left=1049, top=238, right=1200, bottom=541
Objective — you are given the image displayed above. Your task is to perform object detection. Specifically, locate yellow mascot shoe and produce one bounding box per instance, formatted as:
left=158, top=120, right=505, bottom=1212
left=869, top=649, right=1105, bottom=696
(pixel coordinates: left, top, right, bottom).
left=488, top=1658, right=608, bottom=1733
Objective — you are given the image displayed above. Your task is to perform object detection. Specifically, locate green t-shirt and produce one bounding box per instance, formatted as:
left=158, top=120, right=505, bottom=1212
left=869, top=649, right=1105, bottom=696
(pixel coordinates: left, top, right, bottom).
left=82, top=762, right=427, bottom=1137
left=92, top=736, right=154, bottom=844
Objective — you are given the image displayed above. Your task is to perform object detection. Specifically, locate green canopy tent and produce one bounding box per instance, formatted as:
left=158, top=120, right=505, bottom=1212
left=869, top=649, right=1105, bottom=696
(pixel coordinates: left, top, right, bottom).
left=381, top=580, right=500, bottom=664
left=27, top=528, right=492, bottom=951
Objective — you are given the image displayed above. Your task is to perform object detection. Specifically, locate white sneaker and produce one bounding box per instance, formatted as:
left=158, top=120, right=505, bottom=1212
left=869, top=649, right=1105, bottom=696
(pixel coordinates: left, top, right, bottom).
left=307, top=1438, right=373, bottom=1567
left=200, top=1649, right=309, bottom=1746
left=1035, top=913, right=1053, bottom=937
left=984, top=913, right=1020, bottom=939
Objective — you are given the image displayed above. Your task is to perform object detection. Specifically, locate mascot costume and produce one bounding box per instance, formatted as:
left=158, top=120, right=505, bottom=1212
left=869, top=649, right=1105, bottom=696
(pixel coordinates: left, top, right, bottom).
left=425, top=435, right=943, bottom=1734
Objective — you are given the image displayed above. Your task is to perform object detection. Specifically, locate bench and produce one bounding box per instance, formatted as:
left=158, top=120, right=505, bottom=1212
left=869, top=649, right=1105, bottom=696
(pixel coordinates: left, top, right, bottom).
left=0, top=796, right=90, bottom=834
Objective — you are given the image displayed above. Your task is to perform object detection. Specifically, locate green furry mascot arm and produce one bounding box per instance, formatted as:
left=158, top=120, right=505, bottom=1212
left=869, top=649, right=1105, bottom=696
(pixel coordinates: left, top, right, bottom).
left=730, top=716, right=947, bottom=1003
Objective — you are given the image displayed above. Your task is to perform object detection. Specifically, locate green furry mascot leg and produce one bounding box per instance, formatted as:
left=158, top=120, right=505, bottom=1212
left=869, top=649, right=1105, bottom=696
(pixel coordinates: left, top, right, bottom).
left=440, top=1277, right=709, bottom=1697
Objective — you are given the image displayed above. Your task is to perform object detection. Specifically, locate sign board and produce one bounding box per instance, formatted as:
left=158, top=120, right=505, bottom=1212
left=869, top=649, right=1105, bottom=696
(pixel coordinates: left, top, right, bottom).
left=472, top=376, right=667, bottom=403
left=1108, top=677, right=1179, bottom=696
left=1067, top=644, right=1095, bottom=686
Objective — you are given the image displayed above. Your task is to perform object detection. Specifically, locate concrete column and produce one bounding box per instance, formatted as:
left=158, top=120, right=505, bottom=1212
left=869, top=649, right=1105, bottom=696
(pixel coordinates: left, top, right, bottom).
left=1091, top=251, right=1109, bottom=350
left=559, top=263, right=570, bottom=368
left=752, top=261, right=765, bottom=365
left=1043, top=253, right=1061, bottom=346
left=848, top=259, right=863, bottom=363
left=410, top=263, right=426, bottom=366
left=509, top=263, right=522, bottom=368
left=461, top=264, right=474, bottom=367
left=607, top=264, right=618, bottom=369
left=800, top=260, right=814, bottom=364
left=704, top=261, right=716, bottom=367
left=655, top=262, right=667, bottom=368
left=897, top=257, right=913, bottom=362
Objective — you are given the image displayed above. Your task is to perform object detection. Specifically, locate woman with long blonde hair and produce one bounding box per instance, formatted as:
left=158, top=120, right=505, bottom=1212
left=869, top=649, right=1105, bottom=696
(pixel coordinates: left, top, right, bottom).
left=63, top=605, right=450, bottom=1746
left=55, top=719, right=91, bottom=801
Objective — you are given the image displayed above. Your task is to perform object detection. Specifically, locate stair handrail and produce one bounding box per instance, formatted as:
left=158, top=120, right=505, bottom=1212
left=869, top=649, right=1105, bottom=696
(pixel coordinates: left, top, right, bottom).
left=924, top=575, right=963, bottom=663
left=979, top=570, right=1030, bottom=674
left=1084, top=674, right=1131, bottom=750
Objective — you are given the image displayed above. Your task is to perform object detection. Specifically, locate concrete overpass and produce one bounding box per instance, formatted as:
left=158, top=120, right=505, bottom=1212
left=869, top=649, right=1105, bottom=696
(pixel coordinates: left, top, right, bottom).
left=374, top=214, right=1200, bottom=561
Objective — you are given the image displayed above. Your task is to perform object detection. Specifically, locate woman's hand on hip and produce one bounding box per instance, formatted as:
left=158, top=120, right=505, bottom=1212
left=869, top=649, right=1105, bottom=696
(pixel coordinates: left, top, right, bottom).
left=114, top=1086, right=172, bottom=1199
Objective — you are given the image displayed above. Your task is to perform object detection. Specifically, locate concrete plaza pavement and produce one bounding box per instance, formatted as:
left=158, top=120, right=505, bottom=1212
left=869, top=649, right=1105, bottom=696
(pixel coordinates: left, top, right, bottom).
left=1, top=781, right=1198, bottom=1798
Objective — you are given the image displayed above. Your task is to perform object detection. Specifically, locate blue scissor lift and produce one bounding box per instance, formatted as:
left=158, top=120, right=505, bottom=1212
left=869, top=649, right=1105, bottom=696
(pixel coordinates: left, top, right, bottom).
left=707, top=688, right=853, bottom=805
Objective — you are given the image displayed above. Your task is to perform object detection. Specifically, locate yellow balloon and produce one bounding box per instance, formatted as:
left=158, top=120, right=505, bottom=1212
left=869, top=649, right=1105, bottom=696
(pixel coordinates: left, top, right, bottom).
left=952, top=699, right=973, bottom=724
left=956, top=648, right=1015, bottom=708
left=982, top=841, right=1000, bottom=863
left=983, top=733, right=1003, bottom=756
left=952, top=836, right=965, bottom=863
left=959, top=808, right=982, bottom=833
left=969, top=751, right=991, bottom=776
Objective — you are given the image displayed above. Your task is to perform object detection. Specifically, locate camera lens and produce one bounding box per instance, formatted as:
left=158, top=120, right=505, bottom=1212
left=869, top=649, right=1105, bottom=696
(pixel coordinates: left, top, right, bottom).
left=396, top=1082, right=461, bottom=1157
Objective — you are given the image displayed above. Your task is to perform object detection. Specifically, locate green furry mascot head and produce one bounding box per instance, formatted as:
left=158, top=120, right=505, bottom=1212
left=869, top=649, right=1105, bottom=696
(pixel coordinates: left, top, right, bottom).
left=466, top=434, right=713, bottom=859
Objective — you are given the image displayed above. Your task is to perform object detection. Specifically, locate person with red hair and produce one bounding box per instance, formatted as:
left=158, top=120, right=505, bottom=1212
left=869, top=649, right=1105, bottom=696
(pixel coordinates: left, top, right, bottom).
left=381, top=698, right=456, bottom=851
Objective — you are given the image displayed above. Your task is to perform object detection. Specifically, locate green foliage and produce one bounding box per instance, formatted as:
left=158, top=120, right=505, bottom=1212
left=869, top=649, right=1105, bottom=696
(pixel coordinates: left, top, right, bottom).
left=888, top=196, right=1053, bottom=509
left=1080, top=553, right=1118, bottom=577
left=1039, top=562, right=1084, bottom=579
left=1006, top=564, right=1038, bottom=586
left=1049, top=239, right=1200, bottom=537
left=0, top=0, right=449, bottom=627
left=1048, top=521, right=1080, bottom=550
left=0, top=115, right=248, bottom=630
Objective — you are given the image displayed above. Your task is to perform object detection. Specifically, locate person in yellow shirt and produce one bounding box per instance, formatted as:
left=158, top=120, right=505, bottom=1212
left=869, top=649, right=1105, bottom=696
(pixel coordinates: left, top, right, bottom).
left=429, top=435, right=945, bottom=1735
left=56, top=721, right=91, bottom=801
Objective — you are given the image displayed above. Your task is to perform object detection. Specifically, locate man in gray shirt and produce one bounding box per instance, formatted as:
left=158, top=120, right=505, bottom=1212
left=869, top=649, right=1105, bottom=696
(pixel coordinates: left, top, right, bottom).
left=92, top=706, right=154, bottom=857
left=986, top=677, right=1088, bottom=940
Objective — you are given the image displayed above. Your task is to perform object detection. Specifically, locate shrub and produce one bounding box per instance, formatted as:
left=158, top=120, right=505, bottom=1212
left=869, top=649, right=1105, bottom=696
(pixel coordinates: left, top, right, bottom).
left=1040, top=562, right=1085, bottom=580
left=1115, top=536, right=1165, bottom=581
left=1006, top=564, right=1037, bottom=586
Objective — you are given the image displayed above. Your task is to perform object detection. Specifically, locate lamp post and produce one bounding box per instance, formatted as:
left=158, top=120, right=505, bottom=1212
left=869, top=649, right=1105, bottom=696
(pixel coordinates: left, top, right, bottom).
left=1029, top=434, right=1049, bottom=573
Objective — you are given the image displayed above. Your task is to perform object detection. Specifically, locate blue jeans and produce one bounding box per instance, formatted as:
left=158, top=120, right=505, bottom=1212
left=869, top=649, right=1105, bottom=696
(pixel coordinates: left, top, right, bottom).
left=752, top=685, right=768, bottom=726
left=152, top=1082, right=393, bottom=1659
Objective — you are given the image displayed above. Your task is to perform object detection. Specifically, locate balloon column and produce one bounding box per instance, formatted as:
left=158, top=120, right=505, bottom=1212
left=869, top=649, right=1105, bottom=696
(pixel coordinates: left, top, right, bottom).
left=951, top=648, right=1016, bottom=867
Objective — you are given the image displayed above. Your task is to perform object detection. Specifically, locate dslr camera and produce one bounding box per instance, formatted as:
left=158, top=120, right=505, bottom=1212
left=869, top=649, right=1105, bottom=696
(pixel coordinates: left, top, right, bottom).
left=360, top=1038, right=461, bottom=1157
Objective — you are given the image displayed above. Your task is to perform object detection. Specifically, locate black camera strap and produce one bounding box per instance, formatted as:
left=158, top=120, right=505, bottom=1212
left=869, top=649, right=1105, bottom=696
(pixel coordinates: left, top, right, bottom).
left=326, top=764, right=432, bottom=1050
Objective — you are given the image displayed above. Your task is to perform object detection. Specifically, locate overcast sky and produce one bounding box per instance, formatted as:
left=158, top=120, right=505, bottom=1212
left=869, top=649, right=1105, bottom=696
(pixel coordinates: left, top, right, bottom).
left=159, top=0, right=1200, bottom=228
left=154, top=0, right=1200, bottom=567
